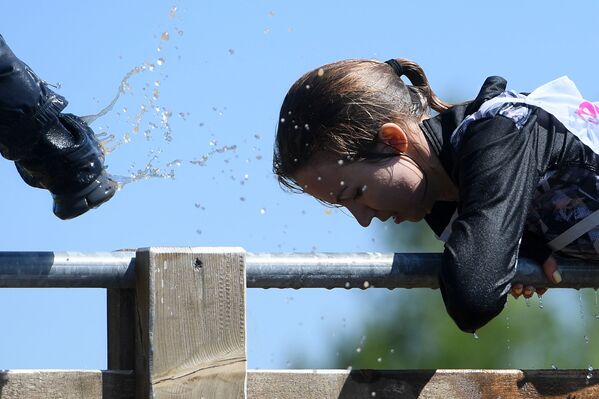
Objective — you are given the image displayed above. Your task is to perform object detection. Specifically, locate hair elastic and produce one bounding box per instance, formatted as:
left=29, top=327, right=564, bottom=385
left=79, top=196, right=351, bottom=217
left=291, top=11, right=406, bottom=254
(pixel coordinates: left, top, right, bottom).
left=384, top=59, right=404, bottom=77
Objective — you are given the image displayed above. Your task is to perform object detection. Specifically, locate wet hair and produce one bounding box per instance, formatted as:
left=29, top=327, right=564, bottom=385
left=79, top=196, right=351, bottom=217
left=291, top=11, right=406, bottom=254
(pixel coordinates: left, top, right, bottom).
left=273, top=58, right=451, bottom=193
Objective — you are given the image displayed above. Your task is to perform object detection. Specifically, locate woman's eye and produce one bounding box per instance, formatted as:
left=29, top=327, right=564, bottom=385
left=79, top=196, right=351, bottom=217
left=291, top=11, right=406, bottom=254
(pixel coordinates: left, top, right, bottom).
left=355, top=185, right=367, bottom=199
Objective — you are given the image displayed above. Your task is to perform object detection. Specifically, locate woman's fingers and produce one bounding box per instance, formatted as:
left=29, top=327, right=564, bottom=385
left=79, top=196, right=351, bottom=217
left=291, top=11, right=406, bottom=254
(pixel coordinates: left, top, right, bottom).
left=511, top=284, right=548, bottom=299
left=511, top=283, right=523, bottom=298
left=543, top=256, right=562, bottom=284
left=523, top=285, right=535, bottom=298
left=510, top=256, right=558, bottom=300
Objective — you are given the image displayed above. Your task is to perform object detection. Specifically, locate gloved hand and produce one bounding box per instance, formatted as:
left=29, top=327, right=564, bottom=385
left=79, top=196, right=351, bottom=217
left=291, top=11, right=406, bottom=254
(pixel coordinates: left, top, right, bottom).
left=0, top=34, right=116, bottom=219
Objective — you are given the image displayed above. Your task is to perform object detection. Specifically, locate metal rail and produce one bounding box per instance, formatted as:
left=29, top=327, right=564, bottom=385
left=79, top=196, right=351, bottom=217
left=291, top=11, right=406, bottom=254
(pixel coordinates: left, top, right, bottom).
left=0, top=251, right=136, bottom=288
left=0, top=251, right=596, bottom=289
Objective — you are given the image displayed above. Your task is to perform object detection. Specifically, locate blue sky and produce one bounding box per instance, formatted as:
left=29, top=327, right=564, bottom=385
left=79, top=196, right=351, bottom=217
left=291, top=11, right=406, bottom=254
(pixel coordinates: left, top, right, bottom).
left=1, top=1, right=598, bottom=369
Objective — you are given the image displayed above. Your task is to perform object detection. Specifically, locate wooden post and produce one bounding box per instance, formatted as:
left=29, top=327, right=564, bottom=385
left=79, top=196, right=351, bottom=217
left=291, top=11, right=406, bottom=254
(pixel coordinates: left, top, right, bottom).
left=135, top=247, right=247, bottom=399
left=107, top=288, right=136, bottom=370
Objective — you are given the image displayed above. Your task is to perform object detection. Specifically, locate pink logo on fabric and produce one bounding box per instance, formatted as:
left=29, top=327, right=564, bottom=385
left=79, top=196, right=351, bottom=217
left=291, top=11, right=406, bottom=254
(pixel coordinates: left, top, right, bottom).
left=576, top=101, right=599, bottom=125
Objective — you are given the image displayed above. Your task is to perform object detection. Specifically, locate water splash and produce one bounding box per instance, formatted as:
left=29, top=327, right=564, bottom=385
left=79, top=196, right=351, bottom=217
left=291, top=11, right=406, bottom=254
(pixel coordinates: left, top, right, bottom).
left=112, top=153, right=177, bottom=188
left=190, top=145, right=237, bottom=166
left=80, top=65, right=146, bottom=125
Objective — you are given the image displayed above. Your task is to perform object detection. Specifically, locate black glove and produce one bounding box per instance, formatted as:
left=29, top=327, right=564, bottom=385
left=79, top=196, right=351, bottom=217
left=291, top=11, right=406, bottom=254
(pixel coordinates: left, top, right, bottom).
left=0, top=34, right=116, bottom=219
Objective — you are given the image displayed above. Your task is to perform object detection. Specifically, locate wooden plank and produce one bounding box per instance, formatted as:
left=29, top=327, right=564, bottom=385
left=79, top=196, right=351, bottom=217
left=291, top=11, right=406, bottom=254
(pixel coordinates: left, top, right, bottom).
left=107, top=288, right=135, bottom=370
left=0, top=370, right=134, bottom=399
left=135, top=247, right=246, bottom=399
left=247, top=369, right=599, bottom=399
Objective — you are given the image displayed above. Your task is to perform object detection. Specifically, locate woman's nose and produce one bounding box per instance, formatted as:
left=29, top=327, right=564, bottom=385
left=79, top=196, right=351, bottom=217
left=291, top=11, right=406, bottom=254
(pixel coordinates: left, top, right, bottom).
left=346, top=204, right=375, bottom=227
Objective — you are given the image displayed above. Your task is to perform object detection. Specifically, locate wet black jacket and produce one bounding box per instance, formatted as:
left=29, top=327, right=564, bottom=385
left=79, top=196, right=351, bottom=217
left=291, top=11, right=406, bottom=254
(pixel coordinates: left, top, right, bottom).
left=420, top=76, right=599, bottom=332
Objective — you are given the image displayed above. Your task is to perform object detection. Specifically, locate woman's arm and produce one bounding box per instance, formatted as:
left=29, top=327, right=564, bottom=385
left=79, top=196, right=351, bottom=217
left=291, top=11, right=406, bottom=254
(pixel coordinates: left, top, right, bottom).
left=439, top=111, right=552, bottom=332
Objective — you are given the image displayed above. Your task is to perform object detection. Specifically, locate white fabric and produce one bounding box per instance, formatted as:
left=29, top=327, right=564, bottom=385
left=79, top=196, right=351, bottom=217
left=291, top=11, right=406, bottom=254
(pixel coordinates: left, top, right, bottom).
left=477, top=76, right=599, bottom=155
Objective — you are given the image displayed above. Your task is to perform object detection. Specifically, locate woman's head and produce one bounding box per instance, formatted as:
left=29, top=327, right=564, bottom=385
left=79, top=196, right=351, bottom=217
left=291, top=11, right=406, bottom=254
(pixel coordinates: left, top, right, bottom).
left=273, top=58, right=451, bottom=224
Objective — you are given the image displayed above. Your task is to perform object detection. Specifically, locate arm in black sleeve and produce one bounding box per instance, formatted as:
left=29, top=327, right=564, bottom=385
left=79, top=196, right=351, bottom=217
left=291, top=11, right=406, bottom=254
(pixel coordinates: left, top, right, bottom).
left=439, top=113, right=546, bottom=332
left=0, top=34, right=116, bottom=219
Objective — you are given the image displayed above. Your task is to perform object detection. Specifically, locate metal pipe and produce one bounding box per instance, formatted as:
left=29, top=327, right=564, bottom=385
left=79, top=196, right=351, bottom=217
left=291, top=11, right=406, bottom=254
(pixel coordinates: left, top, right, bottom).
left=0, top=251, right=596, bottom=289
left=245, top=253, right=599, bottom=289
left=0, top=251, right=135, bottom=288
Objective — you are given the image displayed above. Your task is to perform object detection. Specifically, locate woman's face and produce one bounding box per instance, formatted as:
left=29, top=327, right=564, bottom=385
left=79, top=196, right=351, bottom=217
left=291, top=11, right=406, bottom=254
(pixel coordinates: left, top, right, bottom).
left=294, top=153, right=431, bottom=227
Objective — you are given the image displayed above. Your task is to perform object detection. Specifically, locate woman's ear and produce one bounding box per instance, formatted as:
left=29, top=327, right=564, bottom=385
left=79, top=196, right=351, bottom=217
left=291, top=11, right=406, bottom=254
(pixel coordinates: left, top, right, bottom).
left=378, top=123, right=409, bottom=153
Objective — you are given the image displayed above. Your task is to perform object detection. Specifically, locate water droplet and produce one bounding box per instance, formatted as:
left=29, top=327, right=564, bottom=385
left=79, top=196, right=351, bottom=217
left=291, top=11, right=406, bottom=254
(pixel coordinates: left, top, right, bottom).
left=196, top=229, right=202, bottom=235
left=263, top=28, right=271, bottom=35
left=244, top=174, right=249, bottom=180
left=166, top=159, right=182, bottom=168
left=122, top=107, right=128, bottom=113
left=156, top=58, right=165, bottom=66
left=551, top=364, right=558, bottom=370
left=376, top=357, right=382, bottom=363
left=161, top=31, right=170, bottom=41
left=317, top=68, right=325, bottom=77
left=340, top=181, right=345, bottom=186
left=240, top=197, right=245, bottom=202
left=317, top=176, right=322, bottom=181
left=585, top=335, right=590, bottom=344
left=260, top=208, right=266, bottom=215
left=268, top=10, right=276, bottom=16
left=356, top=347, right=361, bottom=353
left=324, top=209, right=332, bottom=215
left=344, top=282, right=351, bottom=289
left=371, top=392, right=377, bottom=397
left=337, top=159, right=344, bottom=165
left=228, top=49, right=235, bottom=55
left=473, top=332, right=479, bottom=339
left=168, top=5, right=178, bottom=18
left=304, top=123, right=310, bottom=130
left=280, top=117, right=286, bottom=123
left=363, top=281, right=370, bottom=289
left=390, top=348, right=395, bottom=354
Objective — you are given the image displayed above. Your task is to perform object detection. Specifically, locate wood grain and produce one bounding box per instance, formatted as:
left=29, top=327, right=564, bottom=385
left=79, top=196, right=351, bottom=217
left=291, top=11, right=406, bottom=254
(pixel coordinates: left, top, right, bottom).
left=0, top=370, right=133, bottom=399
left=247, top=369, right=599, bottom=399
left=135, top=247, right=246, bottom=399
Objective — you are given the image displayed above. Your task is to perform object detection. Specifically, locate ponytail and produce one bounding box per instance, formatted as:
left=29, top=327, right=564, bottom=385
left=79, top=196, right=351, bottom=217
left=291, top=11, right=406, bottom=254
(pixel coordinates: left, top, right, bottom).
left=387, top=58, right=451, bottom=113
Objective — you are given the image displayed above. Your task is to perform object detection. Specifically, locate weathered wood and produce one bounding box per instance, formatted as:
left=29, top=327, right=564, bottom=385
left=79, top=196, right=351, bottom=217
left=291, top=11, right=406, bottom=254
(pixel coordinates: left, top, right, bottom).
left=0, top=370, right=134, bottom=399
left=107, top=288, right=136, bottom=370
left=247, top=369, right=599, bottom=398
left=135, top=247, right=246, bottom=399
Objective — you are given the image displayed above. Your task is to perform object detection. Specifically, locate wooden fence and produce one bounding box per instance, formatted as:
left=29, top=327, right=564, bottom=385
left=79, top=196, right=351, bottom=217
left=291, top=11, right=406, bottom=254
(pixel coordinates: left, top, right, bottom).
left=0, top=247, right=598, bottom=398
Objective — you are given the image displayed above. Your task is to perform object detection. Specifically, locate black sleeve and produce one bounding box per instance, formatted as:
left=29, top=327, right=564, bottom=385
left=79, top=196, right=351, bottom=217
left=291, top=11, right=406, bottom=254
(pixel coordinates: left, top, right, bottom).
left=0, top=34, right=68, bottom=160
left=439, top=114, right=543, bottom=332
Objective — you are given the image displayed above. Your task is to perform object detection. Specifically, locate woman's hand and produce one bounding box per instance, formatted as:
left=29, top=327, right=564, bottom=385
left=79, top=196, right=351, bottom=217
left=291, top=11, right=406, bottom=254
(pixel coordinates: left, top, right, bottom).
left=511, top=256, right=562, bottom=299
